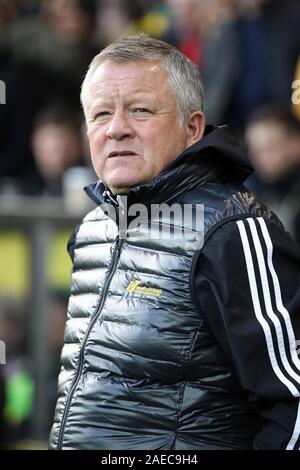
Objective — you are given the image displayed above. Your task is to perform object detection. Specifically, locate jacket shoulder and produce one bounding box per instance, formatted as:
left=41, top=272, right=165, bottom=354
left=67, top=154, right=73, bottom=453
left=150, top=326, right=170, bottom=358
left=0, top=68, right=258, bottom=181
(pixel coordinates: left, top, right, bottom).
left=181, top=181, right=284, bottom=238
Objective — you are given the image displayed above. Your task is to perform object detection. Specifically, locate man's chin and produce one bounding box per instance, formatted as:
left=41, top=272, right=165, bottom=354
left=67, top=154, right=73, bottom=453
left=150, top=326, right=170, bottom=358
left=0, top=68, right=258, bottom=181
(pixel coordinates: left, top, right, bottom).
left=106, top=177, right=149, bottom=195
left=110, top=187, right=131, bottom=195
left=107, top=181, right=140, bottom=195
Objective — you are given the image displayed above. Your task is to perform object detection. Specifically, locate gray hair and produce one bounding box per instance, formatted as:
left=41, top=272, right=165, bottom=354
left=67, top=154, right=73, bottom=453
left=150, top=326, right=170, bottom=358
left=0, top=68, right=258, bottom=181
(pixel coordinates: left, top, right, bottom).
left=80, top=32, right=204, bottom=125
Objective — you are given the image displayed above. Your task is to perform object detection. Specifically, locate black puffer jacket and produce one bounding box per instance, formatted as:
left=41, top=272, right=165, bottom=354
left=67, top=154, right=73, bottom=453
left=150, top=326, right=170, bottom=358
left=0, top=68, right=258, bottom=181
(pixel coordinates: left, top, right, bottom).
left=49, top=126, right=300, bottom=450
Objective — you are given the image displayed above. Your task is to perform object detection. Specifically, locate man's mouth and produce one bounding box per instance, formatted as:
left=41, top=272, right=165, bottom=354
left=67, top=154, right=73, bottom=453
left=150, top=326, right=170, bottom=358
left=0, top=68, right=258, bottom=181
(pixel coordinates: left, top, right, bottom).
left=108, top=151, right=137, bottom=158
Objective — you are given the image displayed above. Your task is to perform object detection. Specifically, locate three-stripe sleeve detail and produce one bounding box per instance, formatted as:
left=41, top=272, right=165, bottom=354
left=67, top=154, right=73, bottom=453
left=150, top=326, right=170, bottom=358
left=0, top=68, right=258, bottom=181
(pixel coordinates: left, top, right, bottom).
left=236, top=217, right=300, bottom=450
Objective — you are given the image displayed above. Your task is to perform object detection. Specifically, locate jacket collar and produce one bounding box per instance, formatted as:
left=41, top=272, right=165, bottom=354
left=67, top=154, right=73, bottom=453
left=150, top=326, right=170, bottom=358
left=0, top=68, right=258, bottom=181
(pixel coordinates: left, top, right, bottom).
left=85, top=125, right=252, bottom=207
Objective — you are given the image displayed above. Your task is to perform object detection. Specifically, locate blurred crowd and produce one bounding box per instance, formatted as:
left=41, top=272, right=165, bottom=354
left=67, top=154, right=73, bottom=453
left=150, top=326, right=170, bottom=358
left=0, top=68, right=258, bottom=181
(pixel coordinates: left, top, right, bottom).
left=1, top=0, right=300, bottom=204
left=1, top=0, right=300, bottom=447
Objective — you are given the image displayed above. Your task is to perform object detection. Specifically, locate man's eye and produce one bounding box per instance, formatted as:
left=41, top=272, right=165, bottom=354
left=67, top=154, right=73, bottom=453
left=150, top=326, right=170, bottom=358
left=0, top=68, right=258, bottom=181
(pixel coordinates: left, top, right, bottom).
left=133, top=108, right=150, bottom=113
left=94, top=111, right=111, bottom=119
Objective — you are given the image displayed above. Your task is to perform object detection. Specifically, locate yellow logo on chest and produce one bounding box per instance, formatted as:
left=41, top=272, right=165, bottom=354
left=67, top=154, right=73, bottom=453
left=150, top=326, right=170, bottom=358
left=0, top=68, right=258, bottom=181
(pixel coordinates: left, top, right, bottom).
left=125, top=280, right=161, bottom=298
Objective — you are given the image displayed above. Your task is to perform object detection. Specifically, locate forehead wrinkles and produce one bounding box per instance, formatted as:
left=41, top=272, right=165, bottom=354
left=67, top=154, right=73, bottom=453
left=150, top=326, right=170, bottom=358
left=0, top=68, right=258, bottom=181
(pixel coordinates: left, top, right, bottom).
left=91, top=69, right=169, bottom=92
left=86, top=74, right=172, bottom=114
left=89, top=79, right=153, bottom=100
left=88, top=60, right=169, bottom=91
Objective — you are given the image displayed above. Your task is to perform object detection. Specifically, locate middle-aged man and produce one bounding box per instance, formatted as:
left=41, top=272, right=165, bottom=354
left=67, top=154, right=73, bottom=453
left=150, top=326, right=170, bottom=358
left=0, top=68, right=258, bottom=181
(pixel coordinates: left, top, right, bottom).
left=49, top=33, right=300, bottom=450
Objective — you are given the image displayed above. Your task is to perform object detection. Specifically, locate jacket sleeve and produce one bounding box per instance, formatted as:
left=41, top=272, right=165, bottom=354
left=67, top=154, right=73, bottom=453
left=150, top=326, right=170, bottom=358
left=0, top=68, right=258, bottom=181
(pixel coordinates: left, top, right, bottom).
left=194, top=215, right=300, bottom=450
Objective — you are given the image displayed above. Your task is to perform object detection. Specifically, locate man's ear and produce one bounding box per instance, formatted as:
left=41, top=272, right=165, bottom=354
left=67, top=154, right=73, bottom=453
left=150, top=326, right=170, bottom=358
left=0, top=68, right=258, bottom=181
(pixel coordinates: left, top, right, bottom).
left=186, top=111, right=206, bottom=147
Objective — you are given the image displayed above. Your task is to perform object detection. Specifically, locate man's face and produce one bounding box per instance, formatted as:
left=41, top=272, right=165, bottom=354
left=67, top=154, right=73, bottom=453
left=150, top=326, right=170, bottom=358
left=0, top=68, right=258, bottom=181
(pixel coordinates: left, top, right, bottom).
left=32, top=124, right=81, bottom=181
left=246, top=122, right=300, bottom=183
left=85, top=60, right=199, bottom=194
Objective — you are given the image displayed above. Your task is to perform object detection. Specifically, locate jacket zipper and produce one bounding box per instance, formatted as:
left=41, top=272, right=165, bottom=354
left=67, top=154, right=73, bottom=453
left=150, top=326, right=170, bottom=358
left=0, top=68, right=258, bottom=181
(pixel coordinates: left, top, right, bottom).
left=56, top=235, right=123, bottom=449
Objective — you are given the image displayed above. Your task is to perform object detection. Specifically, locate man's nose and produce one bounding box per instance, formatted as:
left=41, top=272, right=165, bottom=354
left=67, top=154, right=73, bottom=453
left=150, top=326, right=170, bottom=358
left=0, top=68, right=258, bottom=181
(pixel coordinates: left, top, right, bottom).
left=106, top=110, right=134, bottom=141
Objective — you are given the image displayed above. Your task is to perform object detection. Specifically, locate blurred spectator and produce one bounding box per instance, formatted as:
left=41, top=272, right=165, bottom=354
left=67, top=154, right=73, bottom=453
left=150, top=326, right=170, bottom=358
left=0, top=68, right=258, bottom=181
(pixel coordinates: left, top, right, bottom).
left=203, top=0, right=300, bottom=132
left=137, top=2, right=169, bottom=39
left=245, top=105, right=300, bottom=244
left=0, top=55, right=36, bottom=184
left=0, top=0, right=96, bottom=189
left=22, top=104, right=84, bottom=196
left=2, top=0, right=95, bottom=105
left=0, top=297, right=33, bottom=445
left=165, top=0, right=237, bottom=66
left=164, top=0, right=204, bottom=66
left=0, top=292, right=67, bottom=446
left=93, top=0, right=146, bottom=49
left=0, top=2, right=32, bottom=182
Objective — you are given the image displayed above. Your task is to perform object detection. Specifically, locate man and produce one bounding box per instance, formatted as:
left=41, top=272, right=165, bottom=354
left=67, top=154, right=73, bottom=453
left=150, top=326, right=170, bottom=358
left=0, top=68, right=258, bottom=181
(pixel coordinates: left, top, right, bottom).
left=23, top=105, right=84, bottom=197
left=49, top=33, right=300, bottom=450
left=245, top=106, right=300, bottom=245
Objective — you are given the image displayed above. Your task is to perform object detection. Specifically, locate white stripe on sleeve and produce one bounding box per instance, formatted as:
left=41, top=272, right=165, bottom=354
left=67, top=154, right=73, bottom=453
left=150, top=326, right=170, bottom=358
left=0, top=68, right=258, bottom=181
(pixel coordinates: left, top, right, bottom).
left=236, top=220, right=299, bottom=396
left=257, top=217, right=300, bottom=373
left=247, top=218, right=300, bottom=386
